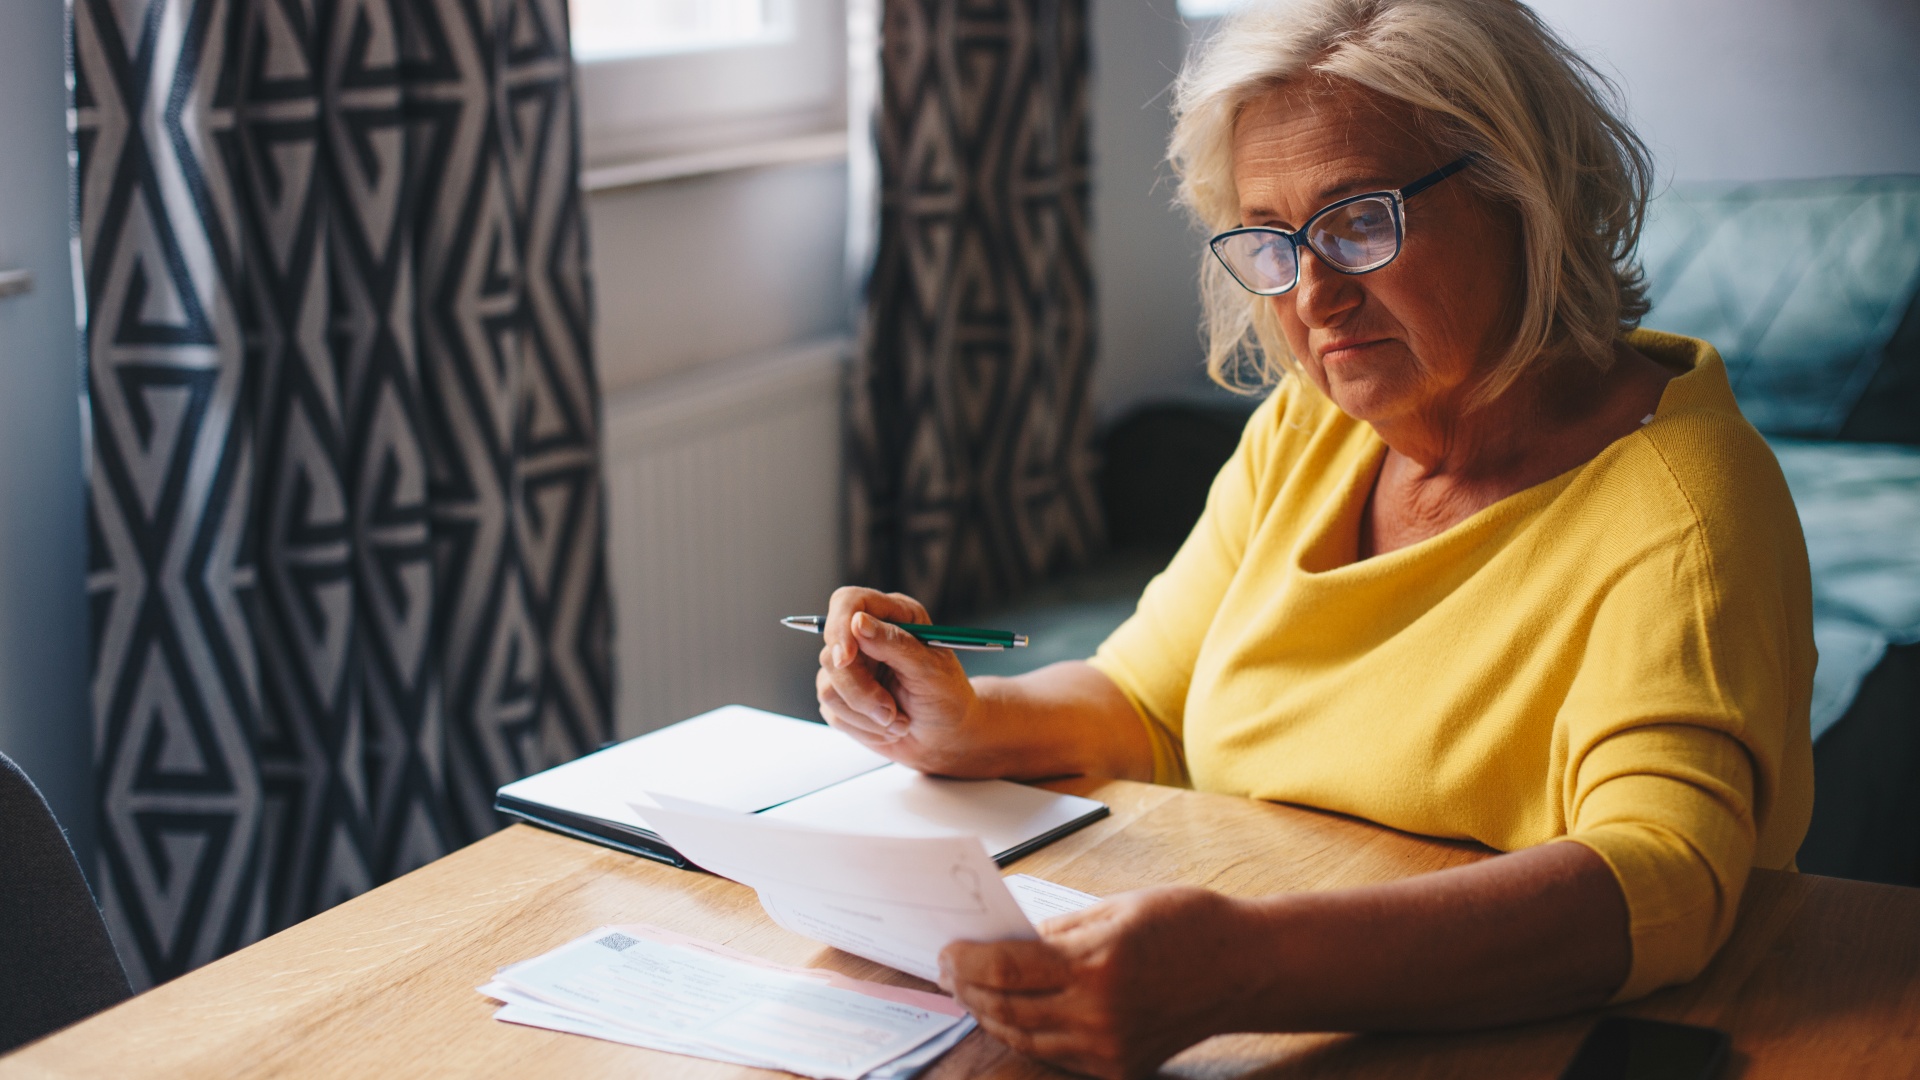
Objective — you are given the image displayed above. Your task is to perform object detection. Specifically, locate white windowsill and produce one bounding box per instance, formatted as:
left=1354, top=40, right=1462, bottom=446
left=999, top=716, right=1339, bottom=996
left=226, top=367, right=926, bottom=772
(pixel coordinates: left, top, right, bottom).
left=582, top=129, right=850, bottom=193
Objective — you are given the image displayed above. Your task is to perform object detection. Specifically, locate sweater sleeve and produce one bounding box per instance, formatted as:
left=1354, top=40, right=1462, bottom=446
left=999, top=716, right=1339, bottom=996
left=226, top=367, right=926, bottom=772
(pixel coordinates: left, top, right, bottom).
left=1559, top=726, right=1756, bottom=1001
left=1555, top=523, right=1796, bottom=1001
left=1087, top=389, right=1291, bottom=787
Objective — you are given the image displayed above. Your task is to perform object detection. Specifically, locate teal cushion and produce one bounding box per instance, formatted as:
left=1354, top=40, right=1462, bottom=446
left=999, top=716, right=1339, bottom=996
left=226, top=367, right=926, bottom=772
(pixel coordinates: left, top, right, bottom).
left=1639, top=176, right=1920, bottom=441
left=1769, top=438, right=1920, bottom=740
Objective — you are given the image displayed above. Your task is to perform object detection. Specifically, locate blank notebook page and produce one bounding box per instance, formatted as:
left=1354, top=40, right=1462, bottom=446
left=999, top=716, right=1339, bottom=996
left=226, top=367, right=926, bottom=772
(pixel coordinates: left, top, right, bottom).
left=760, top=763, right=1104, bottom=858
left=498, top=705, right=889, bottom=830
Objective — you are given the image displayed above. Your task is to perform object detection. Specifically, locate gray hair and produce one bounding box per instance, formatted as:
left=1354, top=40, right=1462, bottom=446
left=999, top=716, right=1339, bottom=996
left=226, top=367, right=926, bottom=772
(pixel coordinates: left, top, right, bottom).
left=1169, top=0, right=1655, bottom=401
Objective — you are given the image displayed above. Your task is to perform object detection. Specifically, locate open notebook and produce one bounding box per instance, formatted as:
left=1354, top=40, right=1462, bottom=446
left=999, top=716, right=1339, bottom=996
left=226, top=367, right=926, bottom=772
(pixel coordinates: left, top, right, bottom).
left=494, top=705, right=1110, bottom=869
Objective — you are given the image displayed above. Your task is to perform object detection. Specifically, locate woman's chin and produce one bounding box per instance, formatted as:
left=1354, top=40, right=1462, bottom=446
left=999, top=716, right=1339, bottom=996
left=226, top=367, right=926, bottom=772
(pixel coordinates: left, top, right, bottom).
left=1319, top=375, right=1419, bottom=426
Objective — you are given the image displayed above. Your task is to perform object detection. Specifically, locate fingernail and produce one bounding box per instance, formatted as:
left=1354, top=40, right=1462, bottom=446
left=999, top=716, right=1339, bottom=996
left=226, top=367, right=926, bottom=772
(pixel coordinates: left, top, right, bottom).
left=855, top=614, right=879, bottom=638
left=833, top=643, right=851, bottom=667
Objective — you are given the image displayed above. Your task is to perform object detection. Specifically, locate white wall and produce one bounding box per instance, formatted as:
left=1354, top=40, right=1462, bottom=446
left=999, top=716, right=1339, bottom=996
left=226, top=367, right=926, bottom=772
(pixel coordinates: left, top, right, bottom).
left=1528, top=0, right=1920, bottom=183
left=1089, top=0, right=1211, bottom=421
left=587, top=162, right=852, bottom=733
left=602, top=342, right=844, bottom=737
left=589, top=162, right=851, bottom=394
left=0, top=1, right=94, bottom=858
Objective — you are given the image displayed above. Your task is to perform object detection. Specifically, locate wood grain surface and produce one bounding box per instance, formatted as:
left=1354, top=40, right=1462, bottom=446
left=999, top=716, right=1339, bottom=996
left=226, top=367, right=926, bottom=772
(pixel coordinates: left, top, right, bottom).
left=4, top=779, right=1916, bottom=1078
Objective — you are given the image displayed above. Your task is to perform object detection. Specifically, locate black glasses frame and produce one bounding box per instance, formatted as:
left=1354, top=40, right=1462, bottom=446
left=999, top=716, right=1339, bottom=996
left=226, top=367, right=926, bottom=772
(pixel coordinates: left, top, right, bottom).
left=1208, top=154, right=1477, bottom=296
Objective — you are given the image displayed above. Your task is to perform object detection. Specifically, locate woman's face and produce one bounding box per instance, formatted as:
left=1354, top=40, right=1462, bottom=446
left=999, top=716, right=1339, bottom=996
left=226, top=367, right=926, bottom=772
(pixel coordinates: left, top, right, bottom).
left=1231, top=78, right=1525, bottom=430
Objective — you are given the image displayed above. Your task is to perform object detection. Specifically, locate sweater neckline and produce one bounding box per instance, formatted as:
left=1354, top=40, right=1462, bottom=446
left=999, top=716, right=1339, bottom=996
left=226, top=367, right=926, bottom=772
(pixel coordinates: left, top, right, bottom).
left=1292, top=437, right=1581, bottom=578
left=1289, top=330, right=1719, bottom=577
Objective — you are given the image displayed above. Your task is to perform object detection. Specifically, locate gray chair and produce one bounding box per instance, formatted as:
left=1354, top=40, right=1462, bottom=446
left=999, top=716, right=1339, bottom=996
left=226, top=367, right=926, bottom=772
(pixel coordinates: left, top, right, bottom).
left=1, top=752, right=130, bottom=1053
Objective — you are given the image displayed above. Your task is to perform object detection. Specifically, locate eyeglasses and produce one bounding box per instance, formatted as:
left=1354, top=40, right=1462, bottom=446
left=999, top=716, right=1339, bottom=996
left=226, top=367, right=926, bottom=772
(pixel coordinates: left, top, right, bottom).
left=1208, top=155, right=1476, bottom=296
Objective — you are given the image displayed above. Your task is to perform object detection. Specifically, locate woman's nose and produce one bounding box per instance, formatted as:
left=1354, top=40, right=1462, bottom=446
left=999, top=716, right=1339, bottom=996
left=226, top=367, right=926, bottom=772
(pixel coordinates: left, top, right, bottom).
left=1290, top=246, right=1362, bottom=327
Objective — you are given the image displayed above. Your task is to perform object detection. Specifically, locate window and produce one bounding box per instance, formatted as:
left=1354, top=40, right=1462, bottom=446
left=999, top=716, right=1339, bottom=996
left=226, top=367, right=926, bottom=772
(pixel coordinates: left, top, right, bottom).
left=572, top=0, right=846, bottom=177
left=571, top=0, right=786, bottom=63
left=1177, top=0, right=1242, bottom=17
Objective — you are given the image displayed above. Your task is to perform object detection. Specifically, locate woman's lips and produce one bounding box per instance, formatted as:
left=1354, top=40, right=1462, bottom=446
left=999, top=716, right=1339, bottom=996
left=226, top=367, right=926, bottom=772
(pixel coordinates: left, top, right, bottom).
left=1317, top=338, right=1388, bottom=363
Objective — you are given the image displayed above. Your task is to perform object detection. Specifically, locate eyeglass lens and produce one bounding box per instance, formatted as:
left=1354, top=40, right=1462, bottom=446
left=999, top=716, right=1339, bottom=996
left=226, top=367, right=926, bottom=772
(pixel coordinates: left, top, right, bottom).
left=1216, top=195, right=1402, bottom=294
left=1311, top=197, right=1399, bottom=271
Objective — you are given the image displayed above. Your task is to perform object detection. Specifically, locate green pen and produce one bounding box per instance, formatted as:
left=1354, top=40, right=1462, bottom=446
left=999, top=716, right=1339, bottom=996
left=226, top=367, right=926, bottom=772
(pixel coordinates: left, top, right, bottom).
left=780, top=615, right=1029, bottom=652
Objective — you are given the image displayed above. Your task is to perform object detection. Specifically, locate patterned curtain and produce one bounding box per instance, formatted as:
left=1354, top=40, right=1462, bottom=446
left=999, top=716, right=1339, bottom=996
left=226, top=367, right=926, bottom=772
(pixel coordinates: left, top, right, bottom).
left=72, top=0, right=610, bottom=987
left=847, top=0, right=1102, bottom=616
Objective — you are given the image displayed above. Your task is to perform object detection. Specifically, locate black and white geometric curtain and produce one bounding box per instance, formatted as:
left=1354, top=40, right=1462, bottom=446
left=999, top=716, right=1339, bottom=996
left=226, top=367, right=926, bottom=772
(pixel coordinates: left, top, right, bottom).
left=72, top=0, right=609, bottom=988
left=847, top=0, right=1102, bottom=617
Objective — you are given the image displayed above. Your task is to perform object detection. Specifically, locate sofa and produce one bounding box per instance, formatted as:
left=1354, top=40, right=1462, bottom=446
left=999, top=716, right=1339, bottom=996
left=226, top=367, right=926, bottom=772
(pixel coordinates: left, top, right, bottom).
left=1641, top=176, right=1920, bottom=884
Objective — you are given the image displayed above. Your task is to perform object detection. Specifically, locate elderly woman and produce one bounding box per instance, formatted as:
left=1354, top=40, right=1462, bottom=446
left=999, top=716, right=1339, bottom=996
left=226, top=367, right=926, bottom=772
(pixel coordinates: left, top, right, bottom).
left=815, top=0, right=1812, bottom=1074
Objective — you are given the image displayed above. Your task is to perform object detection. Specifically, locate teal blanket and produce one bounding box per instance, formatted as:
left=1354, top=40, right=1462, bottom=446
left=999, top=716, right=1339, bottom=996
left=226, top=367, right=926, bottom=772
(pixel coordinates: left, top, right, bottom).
left=1644, top=176, right=1920, bottom=739
left=1770, top=439, right=1920, bottom=740
left=1640, top=176, right=1920, bottom=440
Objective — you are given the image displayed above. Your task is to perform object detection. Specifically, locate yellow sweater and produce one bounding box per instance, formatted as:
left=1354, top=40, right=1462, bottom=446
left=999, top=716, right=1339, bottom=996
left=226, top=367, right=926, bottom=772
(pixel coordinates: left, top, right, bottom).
left=1088, top=330, right=1814, bottom=1000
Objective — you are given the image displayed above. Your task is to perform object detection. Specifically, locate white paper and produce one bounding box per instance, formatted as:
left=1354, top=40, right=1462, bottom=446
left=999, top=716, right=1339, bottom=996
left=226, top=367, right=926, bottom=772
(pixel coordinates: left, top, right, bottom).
left=1004, top=874, right=1102, bottom=923
left=481, top=876, right=1098, bottom=1079
left=488, top=988, right=773, bottom=1069
left=489, top=924, right=964, bottom=1080
left=640, top=794, right=1038, bottom=982
left=760, top=763, right=1107, bottom=859
left=489, top=989, right=978, bottom=1080
left=496, top=705, right=888, bottom=832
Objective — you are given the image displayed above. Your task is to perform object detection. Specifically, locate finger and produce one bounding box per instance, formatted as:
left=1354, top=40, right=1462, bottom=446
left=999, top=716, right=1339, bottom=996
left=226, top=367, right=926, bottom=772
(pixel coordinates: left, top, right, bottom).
left=821, top=711, right=905, bottom=753
left=819, top=640, right=902, bottom=729
left=816, top=678, right=900, bottom=743
left=950, top=983, right=1073, bottom=1032
left=969, top=1013, right=1111, bottom=1079
left=969, top=1011, right=1043, bottom=1061
left=940, top=940, right=1073, bottom=993
left=823, top=587, right=926, bottom=670
left=884, top=591, right=933, bottom=624
left=821, top=587, right=874, bottom=670
left=1035, top=899, right=1116, bottom=940
left=848, top=612, right=954, bottom=684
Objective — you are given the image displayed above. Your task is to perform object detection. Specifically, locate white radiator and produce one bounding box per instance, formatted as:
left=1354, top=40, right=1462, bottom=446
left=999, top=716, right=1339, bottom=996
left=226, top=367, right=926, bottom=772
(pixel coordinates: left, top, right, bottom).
left=603, top=340, right=846, bottom=738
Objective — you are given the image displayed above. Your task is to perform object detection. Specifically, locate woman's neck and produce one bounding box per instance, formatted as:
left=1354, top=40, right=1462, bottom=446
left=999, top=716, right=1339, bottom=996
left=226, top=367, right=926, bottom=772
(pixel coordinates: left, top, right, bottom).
left=1358, top=342, right=1675, bottom=558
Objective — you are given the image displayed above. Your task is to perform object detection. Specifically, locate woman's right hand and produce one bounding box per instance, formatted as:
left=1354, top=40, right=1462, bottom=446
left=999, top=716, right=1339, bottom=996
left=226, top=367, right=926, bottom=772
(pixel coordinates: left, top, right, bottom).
left=813, top=586, right=1000, bottom=776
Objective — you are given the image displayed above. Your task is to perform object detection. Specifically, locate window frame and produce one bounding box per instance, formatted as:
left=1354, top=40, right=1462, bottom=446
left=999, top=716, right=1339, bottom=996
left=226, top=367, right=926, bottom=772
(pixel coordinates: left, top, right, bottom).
left=573, top=0, right=848, bottom=177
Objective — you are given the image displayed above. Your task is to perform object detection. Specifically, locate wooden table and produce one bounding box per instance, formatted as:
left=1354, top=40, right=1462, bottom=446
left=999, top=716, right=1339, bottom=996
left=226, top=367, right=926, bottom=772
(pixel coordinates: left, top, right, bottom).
left=5, top=779, right=1918, bottom=1078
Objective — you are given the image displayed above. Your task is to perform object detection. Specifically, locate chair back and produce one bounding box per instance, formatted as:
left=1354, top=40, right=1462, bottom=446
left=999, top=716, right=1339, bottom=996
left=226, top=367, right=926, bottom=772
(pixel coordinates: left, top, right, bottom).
left=0, top=752, right=130, bottom=1053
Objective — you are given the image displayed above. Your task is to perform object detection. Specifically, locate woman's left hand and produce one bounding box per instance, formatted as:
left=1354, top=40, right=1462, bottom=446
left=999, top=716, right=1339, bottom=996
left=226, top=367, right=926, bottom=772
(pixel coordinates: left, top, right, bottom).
left=937, top=886, right=1260, bottom=1080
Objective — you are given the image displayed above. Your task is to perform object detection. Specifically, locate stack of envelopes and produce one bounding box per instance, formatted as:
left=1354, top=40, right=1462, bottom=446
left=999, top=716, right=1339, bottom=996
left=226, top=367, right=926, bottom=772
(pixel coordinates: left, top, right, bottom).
left=480, top=922, right=975, bottom=1079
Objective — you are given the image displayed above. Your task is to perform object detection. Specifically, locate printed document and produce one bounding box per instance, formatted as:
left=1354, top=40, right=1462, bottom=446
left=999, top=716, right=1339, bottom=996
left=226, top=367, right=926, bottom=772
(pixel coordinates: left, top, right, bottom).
left=482, top=884, right=1100, bottom=1076
left=637, top=794, right=1099, bottom=982
left=1002, top=873, right=1105, bottom=922
left=486, top=922, right=966, bottom=1080
left=489, top=994, right=976, bottom=1080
